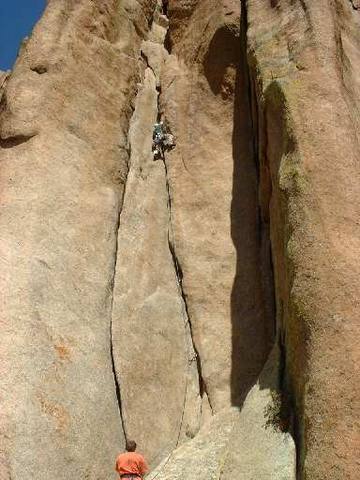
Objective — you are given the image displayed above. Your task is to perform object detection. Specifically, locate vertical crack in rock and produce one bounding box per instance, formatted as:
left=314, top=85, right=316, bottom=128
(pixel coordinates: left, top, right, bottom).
left=0, top=71, right=10, bottom=102
left=241, top=0, right=277, bottom=339
left=240, top=0, right=299, bottom=474
left=143, top=1, right=211, bottom=442
left=110, top=175, right=129, bottom=443
left=109, top=1, right=203, bottom=458
left=162, top=152, right=213, bottom=414
left=158, top=0, right=213, bottom=417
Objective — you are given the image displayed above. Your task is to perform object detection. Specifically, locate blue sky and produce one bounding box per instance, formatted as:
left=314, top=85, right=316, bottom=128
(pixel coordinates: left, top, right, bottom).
left=0, top=0, right=46, bottom=70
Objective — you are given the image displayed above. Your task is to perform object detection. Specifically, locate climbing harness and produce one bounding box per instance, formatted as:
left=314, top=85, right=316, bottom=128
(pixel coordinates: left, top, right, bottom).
left=152, top=121, right=175, bottom=159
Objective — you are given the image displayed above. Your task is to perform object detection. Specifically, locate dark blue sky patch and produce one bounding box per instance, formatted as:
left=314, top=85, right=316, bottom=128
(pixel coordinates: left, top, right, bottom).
left=0, top=0, right=46, bottom=70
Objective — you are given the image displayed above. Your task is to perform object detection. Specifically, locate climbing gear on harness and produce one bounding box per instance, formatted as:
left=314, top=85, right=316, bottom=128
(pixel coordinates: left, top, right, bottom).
left=152, top=121, right=175, bottom=159
left=153, top=122, right=165, bottom=142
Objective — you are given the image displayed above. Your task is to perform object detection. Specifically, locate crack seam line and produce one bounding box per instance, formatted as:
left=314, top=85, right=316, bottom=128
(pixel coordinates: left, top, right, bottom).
left=149, top=156, right=189, bottom=480
left=109, top=32, right=160, bottom=442
left=241, top=0, right=301, bottom=476
left=158, top=83, right=190, bottom=441
left=109, top=155, right=131, bottom=444
left=108, top=29, right=152, bottom=441
left=162, top=151, right=214, bottom=415
left=153, top=0, right=200, bottom=433
left=157, top=0, right=213, bottom=410
left=150, top=1, right=205, bottom=465
left=167, top=227, right=191, bottom=442
left=148, top=51, right=187, bottom=480
left=0, top=72, right=10, bottom=90
left=140, top=50, right=157, bottom=79
left=147, top=4, right=209, bottom=477
left=109, top=0, right=174, bottom=455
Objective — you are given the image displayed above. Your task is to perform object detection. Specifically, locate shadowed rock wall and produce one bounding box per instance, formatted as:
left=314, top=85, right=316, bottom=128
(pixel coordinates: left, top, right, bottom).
left=247, top=1, right=360, bottom=478
left=162, top=0, right=275, bottom=413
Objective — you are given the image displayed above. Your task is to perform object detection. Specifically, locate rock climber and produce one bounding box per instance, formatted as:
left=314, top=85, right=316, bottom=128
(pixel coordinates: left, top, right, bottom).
left=153, top=121, right=165, bottom=157
left=115, top=440, right=149, bottom=480
left=152, top=121, right=175, bottom=159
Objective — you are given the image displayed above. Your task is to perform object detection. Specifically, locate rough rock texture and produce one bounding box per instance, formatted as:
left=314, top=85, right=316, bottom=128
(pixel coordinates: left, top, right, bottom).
left=0, top=0, right=359, bottom=479
left=147, top=408, right=240, bottom=480
left=148, top=348, right=296, bottom=480
left=247, top=1, right=360, bottom=478
left=111, top=27, right=201, bottom=463
left=221, top=347, right=296, bottom=480
left=0, top=1, right=155, bottom=479
left=162, top=0, right=275, bottom=413
left=0, top=71, right=10, bottom=102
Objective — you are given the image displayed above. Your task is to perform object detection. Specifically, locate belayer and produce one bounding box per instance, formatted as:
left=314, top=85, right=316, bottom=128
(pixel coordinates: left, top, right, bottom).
left=115, top=440, right=149, bottom=480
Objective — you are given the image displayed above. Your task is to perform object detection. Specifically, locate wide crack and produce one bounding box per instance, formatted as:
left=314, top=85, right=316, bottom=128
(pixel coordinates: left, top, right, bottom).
left=240, top=0, right=299, bottom=473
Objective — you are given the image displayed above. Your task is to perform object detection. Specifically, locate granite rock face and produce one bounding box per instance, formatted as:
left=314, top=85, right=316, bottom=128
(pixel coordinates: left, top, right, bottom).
left=0, top=1, right=155, bottom=479
left=246, top=1, right=360, bottom=478
left=161, top=0, right=275, bottom=414
left=0, top=1, right=358, bottom=480
left=0, top=71, right=9, bottom=103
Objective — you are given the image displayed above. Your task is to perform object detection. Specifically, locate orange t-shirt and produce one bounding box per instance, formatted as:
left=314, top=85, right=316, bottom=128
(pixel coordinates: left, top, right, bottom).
left=115, top=452, right=148, bottom=477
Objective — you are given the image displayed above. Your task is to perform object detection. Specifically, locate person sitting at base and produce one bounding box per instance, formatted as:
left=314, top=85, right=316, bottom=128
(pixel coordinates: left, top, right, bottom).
left=115, top=440, right=149, bottom=480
